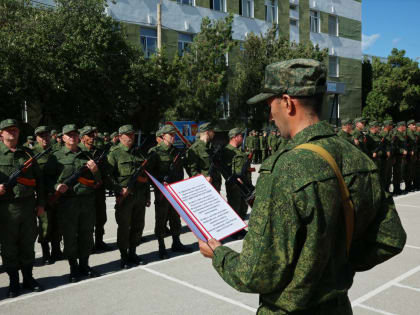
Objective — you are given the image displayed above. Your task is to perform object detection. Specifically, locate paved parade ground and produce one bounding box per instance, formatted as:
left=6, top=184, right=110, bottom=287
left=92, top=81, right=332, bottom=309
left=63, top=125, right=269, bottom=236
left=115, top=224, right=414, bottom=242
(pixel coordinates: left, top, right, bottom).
left=0, top=168, right=419, bottom=315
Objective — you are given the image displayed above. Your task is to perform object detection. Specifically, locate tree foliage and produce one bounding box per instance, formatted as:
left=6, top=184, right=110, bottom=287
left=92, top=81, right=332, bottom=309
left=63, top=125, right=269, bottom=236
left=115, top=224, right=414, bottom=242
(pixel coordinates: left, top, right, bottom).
left=363, top=49, right=420, bottom=121
left=229, top=26, right=328, bottom=128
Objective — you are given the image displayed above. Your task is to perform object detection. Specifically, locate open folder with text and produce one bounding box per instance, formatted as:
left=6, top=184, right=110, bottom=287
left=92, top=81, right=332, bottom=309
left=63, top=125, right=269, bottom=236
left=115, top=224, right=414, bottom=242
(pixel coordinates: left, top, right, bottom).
left=146, top=172, right=247, bottom=241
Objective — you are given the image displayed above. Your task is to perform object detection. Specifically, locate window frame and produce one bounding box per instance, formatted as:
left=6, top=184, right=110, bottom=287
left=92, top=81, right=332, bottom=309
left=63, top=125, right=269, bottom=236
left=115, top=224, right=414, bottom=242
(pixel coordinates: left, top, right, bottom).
left=328, top=14, right=338, bottom=37
left=210, top=0, right=226, bottom=12
left=328, top=55, right=339, bottom=78
left=140, top=28, right=158, bottom=59
left=240, top=0, right=254, bottom=18
left=177, top=0, right=195, bottom=6
left=265, top=1, right=278, bottom=24
left=309, top=10, right=320, bottom=33
left=178, top=33, right=193, bottom=56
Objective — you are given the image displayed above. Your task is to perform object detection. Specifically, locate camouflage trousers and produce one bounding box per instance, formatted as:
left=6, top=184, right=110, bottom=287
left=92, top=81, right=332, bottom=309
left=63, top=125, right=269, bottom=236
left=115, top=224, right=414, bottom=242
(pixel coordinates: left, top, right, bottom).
left=405, top=155, right=416, bottom=188
left=257, top=295, right=352, bottom=315
left=95, top=188, right=107, bottom=239
left=37, top=202, right=61, bottom=247
left=226, top=184, right=248, bottom=220
left=0, top=197, right=37, bottom=269
left=393, top=156, right=406, bottom=191
left=381, top=158, right=393, bottom=191
left=115, top=193, right=146, bottom=250
left=58, top=194, right=95, bottom=259
left=154, top=191, right=181, bottom=238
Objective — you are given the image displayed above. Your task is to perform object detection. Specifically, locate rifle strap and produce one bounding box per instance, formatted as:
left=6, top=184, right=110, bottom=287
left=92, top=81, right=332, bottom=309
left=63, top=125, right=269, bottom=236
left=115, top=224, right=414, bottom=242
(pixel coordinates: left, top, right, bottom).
left=17, top=177, right=36, bottom=187
left=295, top=143, right=354, bottom=257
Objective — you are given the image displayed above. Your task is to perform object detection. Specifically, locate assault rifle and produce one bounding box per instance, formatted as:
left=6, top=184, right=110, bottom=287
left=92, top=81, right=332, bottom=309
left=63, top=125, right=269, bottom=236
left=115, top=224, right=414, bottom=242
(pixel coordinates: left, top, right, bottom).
left=116, top=151, right=156, bottom=205
left=163, top=147, right=187, bottom=184
left=49, top=144, right=111, bottom=205
left=209, top=145, right=255, bottom=207
left=1, top=146, right=52, bottom=190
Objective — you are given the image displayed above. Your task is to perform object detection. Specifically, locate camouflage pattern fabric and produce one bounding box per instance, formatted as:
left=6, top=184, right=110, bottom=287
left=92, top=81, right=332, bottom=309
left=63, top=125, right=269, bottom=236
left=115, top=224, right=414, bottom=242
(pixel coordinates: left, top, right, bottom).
left=211, top=121, right=406, bottom=314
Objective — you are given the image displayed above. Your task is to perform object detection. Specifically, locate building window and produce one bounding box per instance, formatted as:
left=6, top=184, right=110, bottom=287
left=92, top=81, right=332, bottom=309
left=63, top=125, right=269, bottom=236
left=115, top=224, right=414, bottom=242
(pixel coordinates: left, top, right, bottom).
left=310, top=10, right=320, bottom=33
left=328, top=15, right=338, bottom=36
left=178, top=33, right=193, bottom=56
left=290, top=18, right=298, bottom=27
left=140, top=28, right=157, bottom=58
left=240, top=0, right=254, bottom=18
left=265, top=1, right=277, bottom=23
left=177, top=0, right=194, bottom=5
left=329, top=56, right=339, bottom=77
left=218, top=94, right=230, bottom=119
left=210, top=0, right=226, bottom=12
left=289, top=4, right=297, bottom=11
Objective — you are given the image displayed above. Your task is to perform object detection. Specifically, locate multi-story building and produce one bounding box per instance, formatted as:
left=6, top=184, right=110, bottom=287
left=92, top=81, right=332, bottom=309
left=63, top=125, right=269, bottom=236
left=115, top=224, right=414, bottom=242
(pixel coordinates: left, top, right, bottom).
left=38, top=0, right=363, bottom=119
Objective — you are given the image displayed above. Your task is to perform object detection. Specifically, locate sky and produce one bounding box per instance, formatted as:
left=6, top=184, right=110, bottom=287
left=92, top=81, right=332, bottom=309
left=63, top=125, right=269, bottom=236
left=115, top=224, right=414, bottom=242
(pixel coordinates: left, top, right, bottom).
left=362, top=0, right=420, bottom=61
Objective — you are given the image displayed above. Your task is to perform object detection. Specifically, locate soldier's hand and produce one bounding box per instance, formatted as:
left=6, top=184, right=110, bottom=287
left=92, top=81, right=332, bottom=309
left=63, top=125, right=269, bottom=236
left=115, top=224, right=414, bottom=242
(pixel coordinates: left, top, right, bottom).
left=146, top=200, right=151, bottom=207
left=205, top=176, right=212, bottom=183
left=56, top=184, right=68, bottom=193
left=372, top=152, right=377, bottom=159
left=86, top=159, right=98, bottom=173
left=403, top=150, right=408, bottom=156
left=37, top=207, right=48, bottom=238
left=120, top=187, right=129, bottom=198
left=198, top=238, right=221, bottom=258
left=387, top=151, right=391, bottom=158
left=0, top=184, right=6, bottom=196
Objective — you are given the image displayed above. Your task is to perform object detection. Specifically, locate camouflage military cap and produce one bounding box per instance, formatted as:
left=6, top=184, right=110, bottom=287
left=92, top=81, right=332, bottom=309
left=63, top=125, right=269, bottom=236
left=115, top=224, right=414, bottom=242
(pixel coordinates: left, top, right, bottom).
left=0, top=119, right=18, bottom=130
left=51, top=129, right=57, bottom=135
left=407, top=119, right=415, bottom=126
left=92, top=126, right=98, bottom=131
left=369, top=121, right=379, bottom=127
left=103, top=132, right=109, bottom=137
left=161, top=124, right=176, bottom=135
left=118, top=124, right=135, bottom=135
left=198, top=122, right=215, bottom=132
left=354, top=117, right=366, bottom=124
left=34, top=126, right=50, bottom=135
left=397, top=121, right=406, bottom=127
left=383, top=120, right=393, bottom=126
left=155, top=129, right=163, bottom=137
left=27, top=136, right=33, bottom=140
left=79, top=126, right=94, bottom=137
left=57, top=132, right=62, bottom=137
left=341, top=118, right=352, bottom=126
left=247, top=59, right=327, bottom=104
left=416, top=123, right=420, bottom=127
left=228, top=127, right=243, bottom=138
left=62, top=124, right=78, bottom=134
left=110, top=132, right=118, bottom=138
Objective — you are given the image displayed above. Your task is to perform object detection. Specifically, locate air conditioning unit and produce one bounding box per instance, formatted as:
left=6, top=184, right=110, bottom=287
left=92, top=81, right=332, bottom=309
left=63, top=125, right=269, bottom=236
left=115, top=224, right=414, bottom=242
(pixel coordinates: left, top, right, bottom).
left=147, top=15, right=153, bottom=24
left=184, top=21, right=189, bottom=31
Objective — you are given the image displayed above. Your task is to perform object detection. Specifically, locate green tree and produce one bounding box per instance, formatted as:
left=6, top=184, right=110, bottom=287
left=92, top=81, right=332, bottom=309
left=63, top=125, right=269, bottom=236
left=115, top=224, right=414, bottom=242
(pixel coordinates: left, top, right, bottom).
left=166, top=14, right=236, bottom=122
left=228, top=26, right=328, bottom=129
left=363, top=49, right=420, bottom=121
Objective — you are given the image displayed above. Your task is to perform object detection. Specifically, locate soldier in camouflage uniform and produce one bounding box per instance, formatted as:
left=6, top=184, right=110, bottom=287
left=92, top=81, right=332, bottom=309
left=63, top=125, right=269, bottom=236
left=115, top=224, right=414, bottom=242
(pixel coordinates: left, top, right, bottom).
left=93, top=126, right=104, bottom=150
left=45, top=124, right=101, bottom=282
left=0, top=119, right=45, bottom=297
left=222, top=128, right=250, bottom=236
left=415, top=122, right=420, bottom=189
left=107, top=125, right=151, bottom=269
left=379, top=120, right=394, bottom=192
left=259, top=131, right=268, bottom=162
left=110, top=131, right=119, bottom=146
left=352, top=117, right=367, bottom=154
left=365, top=121, right=386, bottom=180
left=32, top=126, right=61, bottom=265
left=392, top=121, right=408, bottom=195
left=336, top=118, right=353, bottom=144
left=185, top=122, right=222, bottom=192
left=267, top=129, right=276, bottom=156
left=79, top=126, right=112, bottom=252
left=406, top=120, right=417, bottom=191
left=23, top=136, right=34, bottom=149
left=198, top=59, right=406, bottom=314
left=149, top=125, right=191, bottom=259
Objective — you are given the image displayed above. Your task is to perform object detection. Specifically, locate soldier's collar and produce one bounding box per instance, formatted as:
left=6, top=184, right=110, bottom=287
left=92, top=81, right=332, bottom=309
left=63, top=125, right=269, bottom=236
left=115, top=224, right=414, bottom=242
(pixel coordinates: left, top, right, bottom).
left=118, top=143, right=131, bottom=152
left=287, top=121, right=336, bottom=150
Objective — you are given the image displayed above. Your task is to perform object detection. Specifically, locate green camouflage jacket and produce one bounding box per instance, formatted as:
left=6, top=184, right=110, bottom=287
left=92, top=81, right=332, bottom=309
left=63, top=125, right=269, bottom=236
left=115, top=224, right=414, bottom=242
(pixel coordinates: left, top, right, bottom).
left=212, top=121, right=406, bottom=314
left=259, top=136, right=268, bottom=150
left=406, top=129, right=416, bottom=154
left=222, top=144, right=250, bottom=185
left=32, top=143, right=55, bottom=171
left=186, top=139, right=221, bottom=189
left=106, top=143, right=150, bottom=200
left=149, top=142, right=183, bottom=183
left=365, top=132, right=385, bottom=158
left=351, top=128, right=367, bottom=154
left=0, top=142, right=45, bottom=205
left=379, top=130, right=393, bottom=155
left=336, top=130, right=353, bottom=145
left=392, top=131, right=407, bottom=155
left=44, top=145, right=101, bottom=196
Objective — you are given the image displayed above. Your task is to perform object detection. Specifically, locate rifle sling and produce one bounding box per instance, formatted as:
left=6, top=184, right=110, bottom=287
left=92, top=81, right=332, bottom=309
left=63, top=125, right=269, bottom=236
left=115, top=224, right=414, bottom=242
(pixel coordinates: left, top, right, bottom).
left=295, top=143, right=354, bottom=257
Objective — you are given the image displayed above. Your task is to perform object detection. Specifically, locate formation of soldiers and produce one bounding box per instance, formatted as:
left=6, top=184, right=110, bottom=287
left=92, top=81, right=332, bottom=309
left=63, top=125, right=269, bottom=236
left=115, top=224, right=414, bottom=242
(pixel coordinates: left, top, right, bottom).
left=337, top=118, right=420, bottom=195
left=244, top=128, right=289, bottom=164
left=0, top=119, right=253, bottom=298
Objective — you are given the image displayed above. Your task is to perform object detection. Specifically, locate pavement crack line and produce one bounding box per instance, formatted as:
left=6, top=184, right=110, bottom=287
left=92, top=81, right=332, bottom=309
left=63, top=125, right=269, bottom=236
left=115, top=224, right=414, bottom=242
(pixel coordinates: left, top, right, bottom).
left=141, top=266, right=257, bottom=313
left=394, top=283, right=420, bottom=293
left=351, top=264, right=420, bottom=306
left=355, top=303, right=397, bottom=315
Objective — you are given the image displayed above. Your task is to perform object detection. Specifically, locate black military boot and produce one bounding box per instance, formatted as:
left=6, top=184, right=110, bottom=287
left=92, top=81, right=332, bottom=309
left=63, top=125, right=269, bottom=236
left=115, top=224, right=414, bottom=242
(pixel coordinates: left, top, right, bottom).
left=158, top=238, right=169, bottom=260
left=78, top=257, right=101, bottom=278
left=128, top=247, right=146, bottom=266
left=171, top=235, right=192, bottom=253
left=68, top=258, right=79, bottom=283
left=22, top=265, right=44, bottom=292
left=41, top=242, right=53, bottom=265
left=6, top=268, right=20, bottom=298
left=94, top=234, right=112, bottom=252
left=51, top=243, right=65, bottom=262
left=119, top=249, right=130, bottom=269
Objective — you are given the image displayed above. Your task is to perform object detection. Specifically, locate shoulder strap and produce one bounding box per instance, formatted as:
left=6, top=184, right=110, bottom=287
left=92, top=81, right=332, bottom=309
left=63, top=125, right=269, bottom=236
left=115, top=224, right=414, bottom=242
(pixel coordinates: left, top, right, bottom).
left=295, top=143, right=354, bottom=256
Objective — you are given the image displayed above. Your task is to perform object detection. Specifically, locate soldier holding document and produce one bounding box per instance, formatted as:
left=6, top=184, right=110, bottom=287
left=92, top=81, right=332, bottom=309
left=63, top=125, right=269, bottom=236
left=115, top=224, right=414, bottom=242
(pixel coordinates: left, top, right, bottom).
left=199, top=59, right=406, bottom=314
